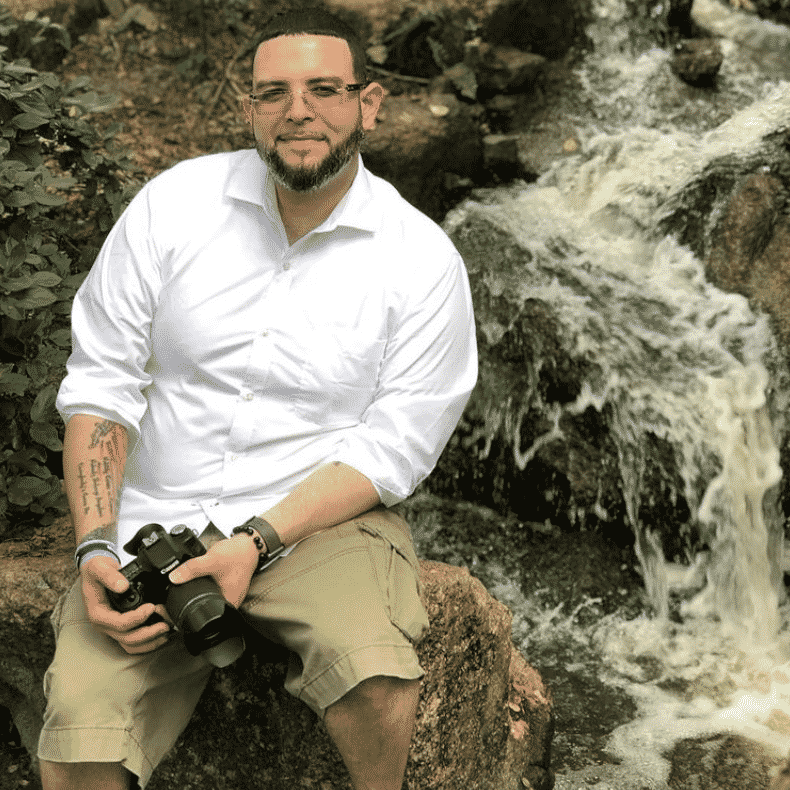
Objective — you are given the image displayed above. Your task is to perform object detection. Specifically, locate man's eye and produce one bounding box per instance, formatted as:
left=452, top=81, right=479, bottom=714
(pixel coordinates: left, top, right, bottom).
left=310, top=86, right=340, bottom=98
left=257, top=89, right=287, bottom=102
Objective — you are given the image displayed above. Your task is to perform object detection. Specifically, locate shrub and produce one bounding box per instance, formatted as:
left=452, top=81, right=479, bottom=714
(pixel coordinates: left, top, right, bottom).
left=0, top=9, right=135, bottom=538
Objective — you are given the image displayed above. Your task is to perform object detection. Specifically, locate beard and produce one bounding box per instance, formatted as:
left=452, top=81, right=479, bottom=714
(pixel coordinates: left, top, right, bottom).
left=255, top=122, right=365, bottom=193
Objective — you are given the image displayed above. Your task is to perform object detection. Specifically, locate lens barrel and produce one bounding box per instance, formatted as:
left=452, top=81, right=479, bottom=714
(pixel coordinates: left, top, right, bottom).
left=165, top=575, right=246, bottom=667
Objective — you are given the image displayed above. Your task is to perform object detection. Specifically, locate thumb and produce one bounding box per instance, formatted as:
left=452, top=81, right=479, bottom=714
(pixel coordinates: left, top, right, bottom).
left=84, top=556, right=127, bottom=595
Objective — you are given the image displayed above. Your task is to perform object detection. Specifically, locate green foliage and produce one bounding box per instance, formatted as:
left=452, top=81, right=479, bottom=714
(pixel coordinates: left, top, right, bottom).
left=0, top=9, right=136, bottom=536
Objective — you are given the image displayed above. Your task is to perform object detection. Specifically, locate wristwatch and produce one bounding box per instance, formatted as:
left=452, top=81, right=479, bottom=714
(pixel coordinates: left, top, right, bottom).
left=231, top=516, right=286, bottom=572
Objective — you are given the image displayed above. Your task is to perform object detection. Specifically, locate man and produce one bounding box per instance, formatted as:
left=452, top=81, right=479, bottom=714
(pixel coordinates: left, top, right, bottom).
left=38, top=9, right=477, bottom=790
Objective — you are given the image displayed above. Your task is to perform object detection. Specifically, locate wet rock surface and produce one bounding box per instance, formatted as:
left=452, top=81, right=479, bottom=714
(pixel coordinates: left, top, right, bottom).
left=667, top=734, right=778, bottom=790
left=670, top=38, right=724, bottom=86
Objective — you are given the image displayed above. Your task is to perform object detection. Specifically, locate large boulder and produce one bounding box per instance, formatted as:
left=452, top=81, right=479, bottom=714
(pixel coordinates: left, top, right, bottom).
left=0, top=518, right=554, bottom=790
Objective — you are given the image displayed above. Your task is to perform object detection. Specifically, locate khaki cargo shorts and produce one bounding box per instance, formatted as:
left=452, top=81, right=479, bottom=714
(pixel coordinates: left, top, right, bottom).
left=37, top=508, right=429, bottom=788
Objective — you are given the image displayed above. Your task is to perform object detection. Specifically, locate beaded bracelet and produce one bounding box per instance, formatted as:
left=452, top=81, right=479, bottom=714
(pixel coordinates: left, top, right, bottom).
left=232, top=517, right=286, bottom=573
left=231, top=524, right=268, bottom=573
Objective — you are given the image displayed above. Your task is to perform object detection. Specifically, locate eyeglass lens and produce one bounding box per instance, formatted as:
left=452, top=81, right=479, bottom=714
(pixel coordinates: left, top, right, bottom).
left=250, top=85, right=361, bottom=114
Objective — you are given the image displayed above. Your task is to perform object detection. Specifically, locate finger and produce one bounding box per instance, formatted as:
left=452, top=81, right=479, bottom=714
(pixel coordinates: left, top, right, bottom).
left=89, top=600, right=157, bottom=633
left=154, top=603, right=175, bottom=628
left=169, top=554, right=210, bottom=585
left=115, top=616, right=171, bottom=651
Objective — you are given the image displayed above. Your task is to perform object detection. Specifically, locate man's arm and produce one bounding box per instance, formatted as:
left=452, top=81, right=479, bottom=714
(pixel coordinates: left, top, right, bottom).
left=260, top=461, right=380, bottom=546
left=64, top=414, right=171, bottom=653
left=64, top=414, right=127, bottom=546
left=169, top=462, right=379, bottom=607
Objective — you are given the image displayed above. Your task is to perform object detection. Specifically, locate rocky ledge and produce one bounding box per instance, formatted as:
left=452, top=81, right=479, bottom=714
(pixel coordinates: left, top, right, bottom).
left=0, top=521, right=554, bottom=790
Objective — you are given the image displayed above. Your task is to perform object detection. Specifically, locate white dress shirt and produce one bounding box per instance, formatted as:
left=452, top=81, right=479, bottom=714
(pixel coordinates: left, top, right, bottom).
left=57, top=149, right=477, bottom=562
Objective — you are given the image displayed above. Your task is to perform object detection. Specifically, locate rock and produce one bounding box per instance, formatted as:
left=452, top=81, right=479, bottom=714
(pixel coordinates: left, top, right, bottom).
left=471, top=43, right=546, bottom=97
left=667, top=733, right=782, bottom=789
left=101, top=0, right=126, bottom=17
left=113, top=2, right=159, bottom=33
left=0, top=553, right=73, bottom=777
left=482, top=127, right=582, bottom=181
left=0, top=530, right=553, bottom=789
left=482, top=133, right=533, bottom=180
left=690, top=0, right=790, bottom=80
left=771, top=754, right=790, bottom=790
left=365, top=93, right=484, bottom=221
left=481, top=0, right=581, bottom=60
left=670, top=38, right=723, bottom=87
left=705, top=172, right=790, bottom=347
left=409, top=561, right=553, bottom=790
left=379, top=7, right=474, bottom=80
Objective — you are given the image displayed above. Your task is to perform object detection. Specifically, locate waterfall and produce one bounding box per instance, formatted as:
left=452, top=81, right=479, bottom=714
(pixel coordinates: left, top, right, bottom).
left=442, top=5, right=790, bottom=783
left=448, top=86, right=790, bottom=638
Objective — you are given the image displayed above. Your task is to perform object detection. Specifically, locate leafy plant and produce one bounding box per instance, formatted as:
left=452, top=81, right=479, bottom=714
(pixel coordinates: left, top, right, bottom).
left=0, top=9, right=136, bottom=537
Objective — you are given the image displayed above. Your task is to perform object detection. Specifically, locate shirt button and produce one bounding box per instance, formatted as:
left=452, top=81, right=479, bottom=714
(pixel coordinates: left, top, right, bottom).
left=261, top=330, right=269, bottom=337
left=243, top=392, right=253, bottom=401
left=283, top=262, right=291, bottom=271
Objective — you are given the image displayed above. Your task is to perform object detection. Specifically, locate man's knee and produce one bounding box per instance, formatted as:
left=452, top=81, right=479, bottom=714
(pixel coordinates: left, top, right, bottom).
left=39, top=760, right=134, bottom=790
left=331, top=676, right=421, bottom=717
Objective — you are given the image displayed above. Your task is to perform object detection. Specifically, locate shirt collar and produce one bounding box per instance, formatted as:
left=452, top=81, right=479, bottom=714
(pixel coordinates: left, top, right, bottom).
left=226, top=150, right=381, bottom=236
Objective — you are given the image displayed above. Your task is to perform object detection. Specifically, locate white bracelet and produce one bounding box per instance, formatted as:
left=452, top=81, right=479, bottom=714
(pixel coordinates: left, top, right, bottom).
left=75, top=539, right=120, bottom=569
left=77, top=548, right=121, bottom=571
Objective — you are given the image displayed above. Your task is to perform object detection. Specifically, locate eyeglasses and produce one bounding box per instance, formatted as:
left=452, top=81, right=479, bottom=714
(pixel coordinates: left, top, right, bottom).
left=248, top=82, right=367, bottom=115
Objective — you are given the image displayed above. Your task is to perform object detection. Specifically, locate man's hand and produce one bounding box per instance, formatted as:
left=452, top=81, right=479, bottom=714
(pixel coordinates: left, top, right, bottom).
left=81, top=555, right=171, bottom=653
left=168, top=534, right=259, bottom=608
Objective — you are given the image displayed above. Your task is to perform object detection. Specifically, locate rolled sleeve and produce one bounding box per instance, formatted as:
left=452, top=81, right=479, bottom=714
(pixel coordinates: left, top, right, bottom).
left=56, top=187, right=162, bottom=441
left=331, top=253, right=478, bottom=505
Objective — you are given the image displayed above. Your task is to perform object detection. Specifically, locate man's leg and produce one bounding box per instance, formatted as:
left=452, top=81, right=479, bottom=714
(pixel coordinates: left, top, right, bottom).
left=39, top=578, right=214, bottom=790
left=242, top=509, right=429, bottom=789
left=324, top=676, right=420, bottom=790
left=39, top=760, right=133, bottom=790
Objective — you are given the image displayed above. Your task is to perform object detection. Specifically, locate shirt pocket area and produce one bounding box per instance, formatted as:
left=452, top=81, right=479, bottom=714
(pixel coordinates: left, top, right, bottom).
left=292, top=328, right=387, bottom=424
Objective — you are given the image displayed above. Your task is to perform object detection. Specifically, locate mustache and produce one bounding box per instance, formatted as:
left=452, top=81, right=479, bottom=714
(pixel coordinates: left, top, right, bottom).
left=277, top=134, right=327, bottom=141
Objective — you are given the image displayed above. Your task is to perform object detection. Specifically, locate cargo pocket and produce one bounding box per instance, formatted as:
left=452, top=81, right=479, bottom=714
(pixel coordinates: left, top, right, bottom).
left=358, top=522, right=429, bottom=645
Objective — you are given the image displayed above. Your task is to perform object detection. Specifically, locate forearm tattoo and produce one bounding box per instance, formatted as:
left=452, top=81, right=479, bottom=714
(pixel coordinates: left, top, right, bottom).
left=77, top=419, right=127, bottom=530
left=80, top=525, right=117, bottom=544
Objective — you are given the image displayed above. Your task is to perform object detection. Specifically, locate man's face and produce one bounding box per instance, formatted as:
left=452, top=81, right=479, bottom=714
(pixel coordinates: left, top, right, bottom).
left=246, top=34, right=381, bottom=193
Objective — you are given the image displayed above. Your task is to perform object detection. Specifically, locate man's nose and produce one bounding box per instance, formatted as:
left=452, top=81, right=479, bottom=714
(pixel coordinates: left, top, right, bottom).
left=286, top=88, right=315, bottom=120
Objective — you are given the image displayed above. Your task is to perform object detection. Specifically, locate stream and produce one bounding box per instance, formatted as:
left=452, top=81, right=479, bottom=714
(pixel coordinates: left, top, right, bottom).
left=426, top=1, right=790, bottom=787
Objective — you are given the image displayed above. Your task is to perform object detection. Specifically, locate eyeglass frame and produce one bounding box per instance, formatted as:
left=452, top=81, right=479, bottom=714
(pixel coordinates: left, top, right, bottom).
left=247, top=81, right=369, bottom=114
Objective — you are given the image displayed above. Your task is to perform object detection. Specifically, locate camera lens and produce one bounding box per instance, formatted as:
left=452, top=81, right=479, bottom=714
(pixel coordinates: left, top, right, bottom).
left=165, top=576, right=246, bottom=666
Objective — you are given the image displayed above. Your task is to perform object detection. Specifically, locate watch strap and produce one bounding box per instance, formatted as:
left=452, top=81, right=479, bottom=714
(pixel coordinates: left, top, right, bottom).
left=243, top=516, right=285, bottom=560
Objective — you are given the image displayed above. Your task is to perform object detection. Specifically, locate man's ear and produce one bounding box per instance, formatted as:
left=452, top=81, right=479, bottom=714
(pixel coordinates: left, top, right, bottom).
left=360, top=82, right=385, bottom=132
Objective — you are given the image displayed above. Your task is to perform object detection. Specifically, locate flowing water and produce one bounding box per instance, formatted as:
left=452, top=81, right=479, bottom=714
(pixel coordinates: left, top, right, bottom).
left=439, top=2, right=790, bottom=787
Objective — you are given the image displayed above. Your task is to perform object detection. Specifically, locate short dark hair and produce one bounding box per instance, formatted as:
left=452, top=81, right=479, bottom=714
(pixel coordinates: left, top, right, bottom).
left=256, top=9, right=368, bottom=82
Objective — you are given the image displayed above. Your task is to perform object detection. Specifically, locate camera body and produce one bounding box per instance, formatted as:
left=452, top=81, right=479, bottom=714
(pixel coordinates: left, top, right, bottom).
left=107, top=523, right=245, bottom=667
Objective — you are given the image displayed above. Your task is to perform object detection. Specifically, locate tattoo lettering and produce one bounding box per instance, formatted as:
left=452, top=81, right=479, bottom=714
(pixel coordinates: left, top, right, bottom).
left=90, top=459, right=104, bottom=517
left=76, top=420, right=127, bottom=525
left=77, top=462, right=90, bottom=515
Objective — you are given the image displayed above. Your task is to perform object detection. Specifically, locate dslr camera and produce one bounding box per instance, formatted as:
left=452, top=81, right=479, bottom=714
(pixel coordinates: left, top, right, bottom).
left=107, top=523, right=246, bottom=667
